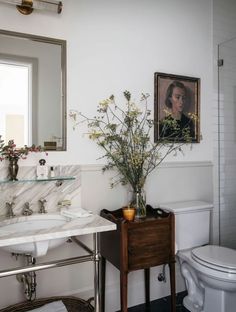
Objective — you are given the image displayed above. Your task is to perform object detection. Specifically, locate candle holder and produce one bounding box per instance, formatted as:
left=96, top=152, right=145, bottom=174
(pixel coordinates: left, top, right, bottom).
left=122, top=206, right=136, bottom=221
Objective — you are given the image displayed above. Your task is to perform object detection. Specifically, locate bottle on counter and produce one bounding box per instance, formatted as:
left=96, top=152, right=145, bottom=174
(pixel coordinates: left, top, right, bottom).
left=36, top=159, right=48, bottom=179
left=50, top=166, right=55, bottom=178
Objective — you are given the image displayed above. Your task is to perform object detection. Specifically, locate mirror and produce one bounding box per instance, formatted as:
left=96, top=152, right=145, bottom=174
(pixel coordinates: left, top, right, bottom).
left=0, top=29, right=66, bottom=151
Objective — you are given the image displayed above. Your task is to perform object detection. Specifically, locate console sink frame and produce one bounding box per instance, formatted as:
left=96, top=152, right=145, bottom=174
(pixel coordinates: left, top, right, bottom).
left=0, top=215, right=116, bottom=312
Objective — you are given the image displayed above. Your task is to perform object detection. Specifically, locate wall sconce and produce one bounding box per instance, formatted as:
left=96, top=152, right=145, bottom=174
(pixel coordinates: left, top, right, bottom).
left=0, top=0, right=62, bottom=15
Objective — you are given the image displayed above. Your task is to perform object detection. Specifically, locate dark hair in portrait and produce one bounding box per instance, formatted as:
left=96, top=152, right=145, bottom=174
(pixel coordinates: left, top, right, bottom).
left=165, top=80, right=187, bottom=109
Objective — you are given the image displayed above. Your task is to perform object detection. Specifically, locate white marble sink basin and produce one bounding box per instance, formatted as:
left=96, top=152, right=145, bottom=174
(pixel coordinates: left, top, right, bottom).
left=0, top=214, right=68, bottom=257
left=0, top=212, right=115, bottom=258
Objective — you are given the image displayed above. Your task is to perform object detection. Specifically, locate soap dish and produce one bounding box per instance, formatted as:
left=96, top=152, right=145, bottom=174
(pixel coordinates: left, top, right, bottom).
left=0, top=296, right=94, bottom=312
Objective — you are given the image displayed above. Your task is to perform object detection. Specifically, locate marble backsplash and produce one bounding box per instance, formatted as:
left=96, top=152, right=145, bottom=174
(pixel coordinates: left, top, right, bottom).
left=0, top=165, right=81, bottom=217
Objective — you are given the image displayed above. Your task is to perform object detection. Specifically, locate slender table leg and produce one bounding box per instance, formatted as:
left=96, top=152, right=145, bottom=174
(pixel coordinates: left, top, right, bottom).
left=120, top=270, right=128, bottom=312
left=144, top=268, right=150, bottom=306
left=101, top=256, right=106, bottom=312
left=93, top=233, right=101, bottom=312
left=169, top=262, right=176, bottom=312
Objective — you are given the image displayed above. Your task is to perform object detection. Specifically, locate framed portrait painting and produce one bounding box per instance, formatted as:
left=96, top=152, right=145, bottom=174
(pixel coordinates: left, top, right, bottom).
left=154, top=72, right=200, bottom=143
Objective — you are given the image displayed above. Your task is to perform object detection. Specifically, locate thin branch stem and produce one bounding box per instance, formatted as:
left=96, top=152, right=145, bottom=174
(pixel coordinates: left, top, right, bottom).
left=70, top=92, right=193, bottom=191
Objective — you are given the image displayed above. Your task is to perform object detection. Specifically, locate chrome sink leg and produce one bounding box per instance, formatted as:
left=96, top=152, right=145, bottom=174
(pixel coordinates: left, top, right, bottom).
left=93, top=233, right=101, bottom=312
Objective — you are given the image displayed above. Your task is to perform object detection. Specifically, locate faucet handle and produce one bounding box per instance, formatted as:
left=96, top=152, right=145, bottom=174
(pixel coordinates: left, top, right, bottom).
left=6, top=201, right=15, bottom=218
left=39, top=198, right=47, bottom=204
left=39, top=198, right=47, bottom=214
left=6, top=201, right=15, bottom=206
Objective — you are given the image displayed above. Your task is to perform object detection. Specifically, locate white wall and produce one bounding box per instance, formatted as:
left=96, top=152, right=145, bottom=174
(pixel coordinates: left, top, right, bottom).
left=0, top=0, right=214, bottom=310
left=0, top=0, right=213, bottom=166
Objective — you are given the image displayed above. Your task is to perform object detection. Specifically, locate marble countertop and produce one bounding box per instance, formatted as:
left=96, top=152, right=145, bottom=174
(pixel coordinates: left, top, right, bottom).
left=0, top=213, right=116, bottom=248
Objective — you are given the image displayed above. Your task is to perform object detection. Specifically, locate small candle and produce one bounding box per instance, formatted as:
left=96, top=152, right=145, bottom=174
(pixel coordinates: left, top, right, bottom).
left=122, top=207, right=136, bottom=221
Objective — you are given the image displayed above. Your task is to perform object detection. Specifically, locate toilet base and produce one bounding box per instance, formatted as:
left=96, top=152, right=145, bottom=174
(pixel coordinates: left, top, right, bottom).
left=203, top=286, right=236, bottom=312
left=183, top=288, right=236, bottom=312
left=180, top=260, right=204, bottom=312
left=183, top=295, right=202, bottom=312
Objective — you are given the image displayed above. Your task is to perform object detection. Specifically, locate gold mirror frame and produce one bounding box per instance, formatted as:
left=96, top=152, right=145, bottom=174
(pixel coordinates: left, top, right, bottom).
left=0, top=29, right=67, bottom=151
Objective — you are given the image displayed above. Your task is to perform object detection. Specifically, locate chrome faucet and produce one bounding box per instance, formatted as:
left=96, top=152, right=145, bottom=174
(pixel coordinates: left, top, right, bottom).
left=6, top=201, right=15, bottom=218
left=22, top=202, right=33, bottom=216
left=39, top=198, right=47, bottom=214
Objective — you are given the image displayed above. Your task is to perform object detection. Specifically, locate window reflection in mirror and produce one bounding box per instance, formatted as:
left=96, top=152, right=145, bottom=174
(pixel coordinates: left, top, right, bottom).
left=0, top=58, right=31, bottom=146
left=0, top=30, right=66, bottom=151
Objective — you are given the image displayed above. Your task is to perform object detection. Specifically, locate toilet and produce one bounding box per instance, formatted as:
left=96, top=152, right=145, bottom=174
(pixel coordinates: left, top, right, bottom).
left=160, top=200, right=236, bottom=312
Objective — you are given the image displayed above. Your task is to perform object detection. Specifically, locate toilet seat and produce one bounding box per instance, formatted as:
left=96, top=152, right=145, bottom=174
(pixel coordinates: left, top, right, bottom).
left=191, top=245, right=236, bottom=274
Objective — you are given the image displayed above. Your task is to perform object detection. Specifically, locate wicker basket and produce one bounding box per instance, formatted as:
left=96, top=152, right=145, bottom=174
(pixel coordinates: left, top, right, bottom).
left=0, top=296, right=94, bottom=312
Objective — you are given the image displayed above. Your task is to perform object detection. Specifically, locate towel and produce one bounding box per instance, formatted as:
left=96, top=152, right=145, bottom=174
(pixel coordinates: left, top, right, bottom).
left=61, top=207, right=92, bottom=219
left=28, top=300, right=68, bottom=312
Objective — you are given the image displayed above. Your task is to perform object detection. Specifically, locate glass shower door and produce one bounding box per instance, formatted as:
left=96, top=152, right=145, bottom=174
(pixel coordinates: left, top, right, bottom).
left=218, top=38, right=236, bottom=249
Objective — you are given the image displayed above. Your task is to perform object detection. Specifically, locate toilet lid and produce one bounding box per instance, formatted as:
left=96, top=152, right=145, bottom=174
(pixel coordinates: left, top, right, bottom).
left=192, top=245, right=236, bottom=273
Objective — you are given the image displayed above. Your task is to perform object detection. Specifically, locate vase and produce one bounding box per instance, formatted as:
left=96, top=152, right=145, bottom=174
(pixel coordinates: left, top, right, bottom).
left=135, top=190, right=146, bottom=219
left=128, top=188, right=146, bottom=219
left=8, top=157, right=19, bottom=181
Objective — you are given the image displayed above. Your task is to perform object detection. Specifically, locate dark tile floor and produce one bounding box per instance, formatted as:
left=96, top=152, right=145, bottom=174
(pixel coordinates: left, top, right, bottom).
left=117, top=292, right=190, bottom=312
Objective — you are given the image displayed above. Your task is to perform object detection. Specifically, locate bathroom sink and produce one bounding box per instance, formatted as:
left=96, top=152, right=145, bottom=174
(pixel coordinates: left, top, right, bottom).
left=0, top=214, right=68, bottom=257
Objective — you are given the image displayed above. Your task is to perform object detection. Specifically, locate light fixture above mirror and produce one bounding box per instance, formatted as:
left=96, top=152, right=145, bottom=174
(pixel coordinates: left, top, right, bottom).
left=0, top=0, right=62, bottom=15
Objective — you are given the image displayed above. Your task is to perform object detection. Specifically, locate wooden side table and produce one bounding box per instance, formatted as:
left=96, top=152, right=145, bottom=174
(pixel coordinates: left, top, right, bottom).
left=100, top=205, right=176, bottom=312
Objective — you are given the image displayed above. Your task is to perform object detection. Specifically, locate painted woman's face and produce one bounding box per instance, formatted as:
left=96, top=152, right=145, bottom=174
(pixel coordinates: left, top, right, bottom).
left=170, top=87, right=186, bottom=114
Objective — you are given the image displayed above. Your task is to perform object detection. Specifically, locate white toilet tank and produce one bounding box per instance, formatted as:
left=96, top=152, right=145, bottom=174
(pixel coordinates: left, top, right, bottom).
left=159, top=201, right=213, bottom=251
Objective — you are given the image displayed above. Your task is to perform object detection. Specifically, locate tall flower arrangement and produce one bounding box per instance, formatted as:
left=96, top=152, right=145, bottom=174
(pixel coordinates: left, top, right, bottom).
left=71, top=91, right=193, bottom=217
